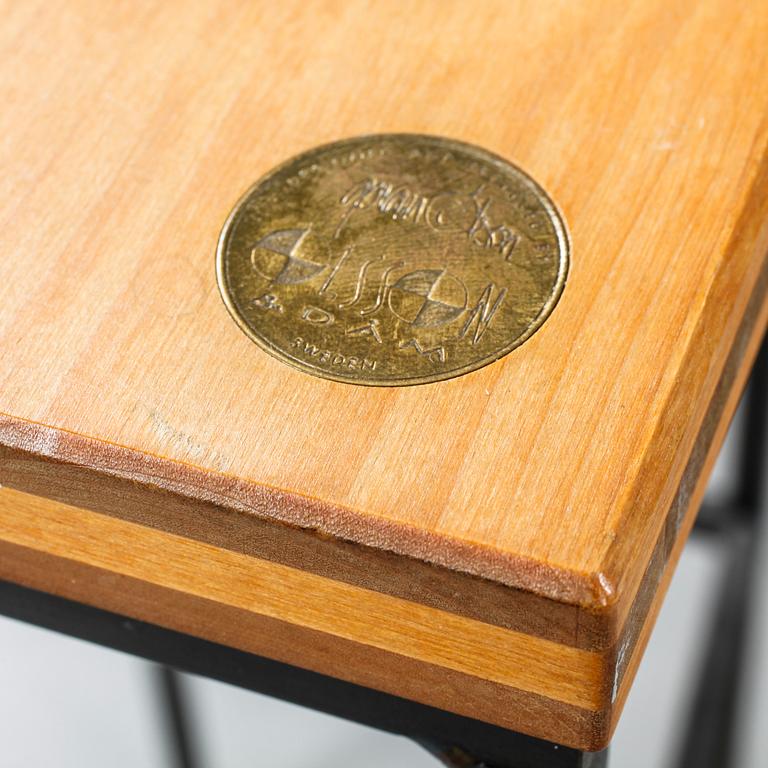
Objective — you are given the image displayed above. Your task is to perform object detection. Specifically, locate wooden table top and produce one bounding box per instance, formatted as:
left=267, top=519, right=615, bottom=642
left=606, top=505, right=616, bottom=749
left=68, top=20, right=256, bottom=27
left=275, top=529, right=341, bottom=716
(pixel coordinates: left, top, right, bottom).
left=1, top=0, right=767, bottom=751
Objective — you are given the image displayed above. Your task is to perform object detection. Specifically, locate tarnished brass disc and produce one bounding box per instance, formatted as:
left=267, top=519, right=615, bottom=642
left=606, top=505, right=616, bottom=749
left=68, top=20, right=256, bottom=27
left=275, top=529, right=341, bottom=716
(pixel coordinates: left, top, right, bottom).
left=216, top=134, right=569, bottom=386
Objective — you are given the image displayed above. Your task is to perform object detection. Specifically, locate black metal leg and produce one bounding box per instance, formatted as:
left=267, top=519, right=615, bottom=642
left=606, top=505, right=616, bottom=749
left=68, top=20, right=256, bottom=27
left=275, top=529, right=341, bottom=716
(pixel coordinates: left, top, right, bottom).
left=416, top=739, right=608, bottom=768
left=155, top=666, right=199, bottom=768
left=675, top=523, right=757, bottom=768
left=736, top=340, right=768, bottom=515
left=676, top=337, right=767, bottom=768
left=416, top=739, right=492, bottom=767
left=0, top=579, right=603, bottom=768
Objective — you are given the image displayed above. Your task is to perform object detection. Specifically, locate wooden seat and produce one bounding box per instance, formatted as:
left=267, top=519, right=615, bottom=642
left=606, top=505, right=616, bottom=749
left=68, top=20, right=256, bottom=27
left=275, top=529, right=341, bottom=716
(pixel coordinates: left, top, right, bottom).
left=1, top=0, right=767, bottom=752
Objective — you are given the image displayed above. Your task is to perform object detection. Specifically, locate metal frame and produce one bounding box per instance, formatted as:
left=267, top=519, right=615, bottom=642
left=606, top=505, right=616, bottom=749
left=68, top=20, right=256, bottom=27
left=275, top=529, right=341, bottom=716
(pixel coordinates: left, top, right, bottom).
left=0, top=579, right=603, bottom=768
left=0, top=337, right=764, bottom=767
left=677, top=338, right=768, bottom=768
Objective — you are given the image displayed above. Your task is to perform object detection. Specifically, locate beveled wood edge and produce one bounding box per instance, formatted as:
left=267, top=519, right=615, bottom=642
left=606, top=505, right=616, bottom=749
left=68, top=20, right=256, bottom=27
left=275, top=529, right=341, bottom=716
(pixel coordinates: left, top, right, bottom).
left=0, top=412, right=606, bottom=608
left=603, top=136, right=768, bottom=618
left=608, top=264, right=768, bottom=730
left=0, top=439, right=610, bottom=649
left=603, top=203, right=768, bottom=711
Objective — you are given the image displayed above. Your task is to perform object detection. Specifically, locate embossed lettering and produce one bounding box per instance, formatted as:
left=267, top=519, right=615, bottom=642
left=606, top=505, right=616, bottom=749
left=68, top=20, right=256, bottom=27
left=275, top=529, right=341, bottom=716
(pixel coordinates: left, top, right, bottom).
left=291, top=337, right=377, bottom=371
left=358, top=260, right=405, bottom=316
left=465, top=194, right=519, bottom=261
left=337, top=178, right=430, bottom=234
left=459, top=283, right=507, bottom=344
left=318, top=248, right=352, bottom=296
left=398, top=338, right=446, bottom=365
left=337, top=259, right=374, bottom=309
left=346, top=319, right=383, bottom=343
left=302, top=306, right=334, bottom=324
left=337, top=179, right=521, bottom=261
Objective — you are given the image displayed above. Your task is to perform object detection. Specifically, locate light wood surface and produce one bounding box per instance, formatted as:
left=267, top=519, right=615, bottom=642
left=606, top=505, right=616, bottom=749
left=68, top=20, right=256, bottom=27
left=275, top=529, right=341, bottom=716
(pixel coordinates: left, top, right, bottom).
left=1, top=0, right=768, bottom=751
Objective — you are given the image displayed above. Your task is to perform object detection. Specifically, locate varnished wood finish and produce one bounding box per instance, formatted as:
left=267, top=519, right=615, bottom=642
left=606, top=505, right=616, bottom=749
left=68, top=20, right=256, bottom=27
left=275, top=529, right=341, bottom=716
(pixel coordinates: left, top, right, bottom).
left=0, top=489, right=606, bottom=735
left=1, top=0, right=767, bottom=750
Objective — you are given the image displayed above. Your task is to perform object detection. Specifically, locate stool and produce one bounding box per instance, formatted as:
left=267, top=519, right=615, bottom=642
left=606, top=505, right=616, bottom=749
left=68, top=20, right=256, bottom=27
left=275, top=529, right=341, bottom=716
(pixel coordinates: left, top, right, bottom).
left=1, top=3, right=767, bottom=766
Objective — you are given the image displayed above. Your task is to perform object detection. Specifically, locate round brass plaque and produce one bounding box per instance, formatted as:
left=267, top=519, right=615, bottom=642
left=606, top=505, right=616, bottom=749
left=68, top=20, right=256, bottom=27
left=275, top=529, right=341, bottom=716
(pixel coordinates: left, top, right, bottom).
left=216, top=134, right=569, bottom=386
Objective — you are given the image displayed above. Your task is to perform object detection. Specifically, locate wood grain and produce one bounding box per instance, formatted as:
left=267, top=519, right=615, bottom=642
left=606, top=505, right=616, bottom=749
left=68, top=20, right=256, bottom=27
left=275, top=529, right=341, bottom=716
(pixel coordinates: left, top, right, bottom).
left=0, top=489, right=604, bottom=709
left=0, top=494, right=606, bottom=748
left=1, top=0, right=768, bottom=751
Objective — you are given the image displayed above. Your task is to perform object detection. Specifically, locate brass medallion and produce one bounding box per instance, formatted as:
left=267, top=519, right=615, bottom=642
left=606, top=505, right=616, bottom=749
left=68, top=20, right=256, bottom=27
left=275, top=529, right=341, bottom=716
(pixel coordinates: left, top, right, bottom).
left=216, top=134, right=569, bottom=386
